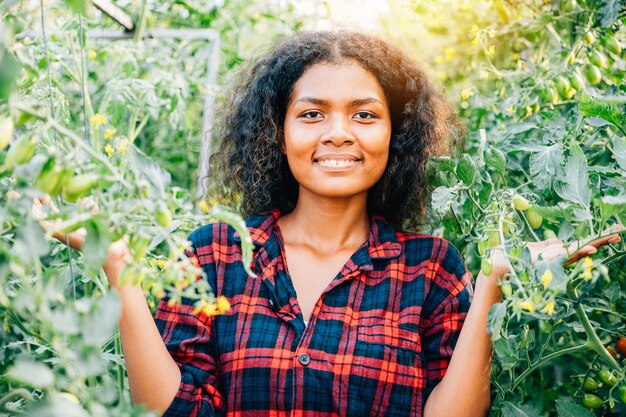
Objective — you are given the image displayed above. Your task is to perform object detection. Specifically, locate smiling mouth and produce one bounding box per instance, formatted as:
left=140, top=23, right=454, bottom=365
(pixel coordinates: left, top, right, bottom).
left=314, top=159, right=362, bottom=168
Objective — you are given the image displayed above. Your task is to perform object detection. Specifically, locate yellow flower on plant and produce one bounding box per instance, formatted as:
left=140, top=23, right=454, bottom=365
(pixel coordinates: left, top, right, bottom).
left=90, top=113, right=106, bottom=126
left=460, top=88, right=474, bottom=101
left=217, top=295, right=231, bottom=313
left=444, top=47, right=456, bottom=62
left=506, top=106, right=516, bottom=114
left=484, top=45, right=496, bottom=58
left=88, top=50, right=97, bottom=60
left=520, top=300, right=534, bottom=312
left=541, top=269, right=553, bottom=289
left=157, top=259, right=167, bottom=270
left=434, top=55, right=444, bottom=65
left=581, top=257, right=593, bottom=280
left=525, top=106, right=533, bottom=117
left=149, top=259, right=158, bottom=267
left=104, top=128, right=116, bottom=139
left=479, top=69, right=491, bottom=80
left=541, top=301, right=555, bottom=315
left=199, top=200, right=210, bottom=213
left=116, top=137, right=129, bottom=154
left=104, top=143, right=114, bottom=157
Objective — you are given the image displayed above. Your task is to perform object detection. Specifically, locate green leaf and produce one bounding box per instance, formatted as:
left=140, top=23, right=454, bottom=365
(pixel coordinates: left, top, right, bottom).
left=485, top=147, right=506, bottom=174
left=554, top=142, right=591, bottom=210
left=529, top=143, right=563, bottom=191
left=81, top=292, right=121, bottom=346
left=599, top=194, right=626, bottom=222
left=487, top=302, right=506, bottom=341
left=500, top=402, right=542, bottom=417
left=598, top=0, right=624, bottom=27
left=431, top=186, right=458, bottom=215
left=211, top=205, right=256, bottom=277
left=6, top=360, right=55, bottom=388
left=12, top=218, right=49, bottom=263
left=579, top=93, right=625, bottom=129
left=456, top=154, right=477, bottom=186
left=555, top=398, right=595, bottom=417
left=613, top=137, right=626, bottom=172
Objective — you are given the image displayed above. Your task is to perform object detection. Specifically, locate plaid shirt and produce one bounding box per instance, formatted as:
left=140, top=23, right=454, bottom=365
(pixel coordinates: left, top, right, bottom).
left=155, top=209, right=474, bottom=417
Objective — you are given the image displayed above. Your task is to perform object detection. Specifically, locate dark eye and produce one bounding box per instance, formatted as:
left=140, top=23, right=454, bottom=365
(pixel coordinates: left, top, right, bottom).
left=303, top=111, right=322, bottom=118
left=355, top=111, right=373, bottom=119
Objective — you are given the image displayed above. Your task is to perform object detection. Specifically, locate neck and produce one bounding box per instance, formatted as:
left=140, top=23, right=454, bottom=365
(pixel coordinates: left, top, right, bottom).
left=277, top=188, right=370, bottom=253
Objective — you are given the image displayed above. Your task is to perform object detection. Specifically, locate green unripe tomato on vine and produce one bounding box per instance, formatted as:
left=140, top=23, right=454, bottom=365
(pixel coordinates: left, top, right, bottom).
left=488, top=231, right=501, bottom=247
left=568, top=70, right=585, bottom=91
left=579, top=376, right=599, bottom=391
left=543, top=229, right=558, bottom=240
left=481, top=258, right=493, bottom=276
left=554, top=76, right=571, bottom=98
left=588, top=50, right=608, bottom=68
left=35, top=158, right=74, bottom=197
left=5, top=135, right=37, bottom=169
left=477, top=240, right=489, bottom=256
left=582, top=393, right=603, bottom=409
left=583, top=65, right=602, bottom=85
left=583, top=31, right=596, bottom=44
left=527, top=206, right=543, bottom=229
left=601, top=34, right=622, bottom=55
left=62, top=173, right=100, bottom=203
left=598, top=368, right=618, bottom=386
left=501, top=281, right=512, bottom=297
left=513, top=195, right=530, bottom=211
left=155, top=205, right=173, bottom=228
left=617, top=385, right=626, bottom=404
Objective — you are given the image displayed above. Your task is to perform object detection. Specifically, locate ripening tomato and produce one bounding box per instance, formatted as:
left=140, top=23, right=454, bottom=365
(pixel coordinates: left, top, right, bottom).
left=616, top=336, right=626, bottom=357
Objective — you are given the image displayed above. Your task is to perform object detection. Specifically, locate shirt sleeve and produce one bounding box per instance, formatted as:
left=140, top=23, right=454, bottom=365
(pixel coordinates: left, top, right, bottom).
left=154, top=227, right=226, bottom=417
left=420, top=238, right=474, bottom=403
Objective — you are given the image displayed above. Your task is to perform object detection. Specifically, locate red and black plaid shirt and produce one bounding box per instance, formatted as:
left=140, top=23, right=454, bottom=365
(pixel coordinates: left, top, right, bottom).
left=155, top=209, right=474, bottom=417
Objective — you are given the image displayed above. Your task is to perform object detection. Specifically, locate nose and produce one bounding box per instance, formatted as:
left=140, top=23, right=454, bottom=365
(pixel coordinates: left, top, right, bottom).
left=320, top=115, right=355, bottom=146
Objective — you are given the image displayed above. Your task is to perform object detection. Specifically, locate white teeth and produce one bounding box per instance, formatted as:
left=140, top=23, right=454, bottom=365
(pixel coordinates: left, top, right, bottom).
left=316, top=159, right=359, bottom=167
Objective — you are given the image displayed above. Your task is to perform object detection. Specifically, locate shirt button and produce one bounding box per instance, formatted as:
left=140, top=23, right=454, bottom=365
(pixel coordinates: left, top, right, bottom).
left=298, top=353, right=311, bottom=366
left=269, top=299, right=274, bottom=307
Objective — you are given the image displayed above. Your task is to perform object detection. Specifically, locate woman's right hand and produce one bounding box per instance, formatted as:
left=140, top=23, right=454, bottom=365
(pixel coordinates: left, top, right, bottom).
left=32, top=195, right=134, bottom=289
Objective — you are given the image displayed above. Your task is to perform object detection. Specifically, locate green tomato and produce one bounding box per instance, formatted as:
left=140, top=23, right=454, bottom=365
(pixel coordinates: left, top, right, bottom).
left=583, top=31, right=596, bottom=45
left=563, top=87, right=577, bottom=100
left=488, top=231, right=501, bottom=247
left=519, top=270, right=530, bottom=282
left=598, top=368, right=618, bottom=386
left=155, top=206, right=173, bottom=228
left=543, top=229, right=558, bottom=240
left=580, top=376, right=599, bottom=391
left=501, top=282, right=512, bottom=297
left=513, top=195, right=530, bottom=211
left=568, top=70, right=585, bottom=91
left=5, top=135, right=37, bottom=169
left=602, top=34, right=622, bottom=55
left=129, top=235, right=151, bottom=261
left=527, top=206, right=543, bottom=229
left=588, top=50, right=608, bottom=69
left=617, top=385, right=626, bottom=404
left=0, top=116, right=13, bottom=150
left=477, top=240, right=489, bottom=256
left=583, top=65, right=602, bottom=85
left=582, top=393, right=603, bottom=409
left=62, top=173, right=100, bottom=203
left=481, top=258, right=493, bottom=276
left=554, top=76, right=571, bottom=98
left=35, top=158, right=73, bottom=196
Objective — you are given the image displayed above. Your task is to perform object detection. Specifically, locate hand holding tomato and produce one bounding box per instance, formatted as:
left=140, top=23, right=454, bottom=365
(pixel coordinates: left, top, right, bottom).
left=483, top=224, right=623, bottom=282
left=33, top=195, right=133, bottom=288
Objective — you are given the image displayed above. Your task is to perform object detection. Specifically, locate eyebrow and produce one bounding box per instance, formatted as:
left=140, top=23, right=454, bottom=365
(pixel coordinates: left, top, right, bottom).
left=293, top=97, right=385, bottom=107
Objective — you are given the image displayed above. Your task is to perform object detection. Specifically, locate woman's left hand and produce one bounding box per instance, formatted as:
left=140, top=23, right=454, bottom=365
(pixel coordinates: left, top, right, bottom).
left=485, top=224, right=624, bottom=281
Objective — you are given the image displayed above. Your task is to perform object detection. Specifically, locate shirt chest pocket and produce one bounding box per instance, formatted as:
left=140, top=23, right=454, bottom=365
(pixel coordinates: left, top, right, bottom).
left=345, top=324, right=424, bottom=417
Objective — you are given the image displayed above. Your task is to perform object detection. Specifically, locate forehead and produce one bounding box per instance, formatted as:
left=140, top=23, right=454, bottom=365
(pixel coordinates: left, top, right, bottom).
left=289, top=60, right=387, bottom=105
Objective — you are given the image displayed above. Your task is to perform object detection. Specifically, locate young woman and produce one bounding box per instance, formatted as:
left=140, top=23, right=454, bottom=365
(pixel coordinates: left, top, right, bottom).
left=38, top=30, right=621, bottom=417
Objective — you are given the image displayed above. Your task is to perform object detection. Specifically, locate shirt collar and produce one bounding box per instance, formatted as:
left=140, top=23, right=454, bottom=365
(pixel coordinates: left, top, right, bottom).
left=233, top=209, right=401, bottom=260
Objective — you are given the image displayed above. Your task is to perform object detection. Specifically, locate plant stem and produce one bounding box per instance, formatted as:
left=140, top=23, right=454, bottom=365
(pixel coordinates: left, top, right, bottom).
left=566, top=286, right=622, bottom=372
left=114, top=328, right=125, bottom=397
left=511, top=343, right=589, bottom=390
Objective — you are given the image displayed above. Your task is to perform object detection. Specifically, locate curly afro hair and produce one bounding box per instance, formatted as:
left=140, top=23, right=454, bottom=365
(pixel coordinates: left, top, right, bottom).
left=206, top=30, right=465, bottom=231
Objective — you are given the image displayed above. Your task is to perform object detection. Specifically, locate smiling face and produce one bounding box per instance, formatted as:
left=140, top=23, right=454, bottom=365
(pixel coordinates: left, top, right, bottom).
left=283, top=60, right=392, bottom=201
